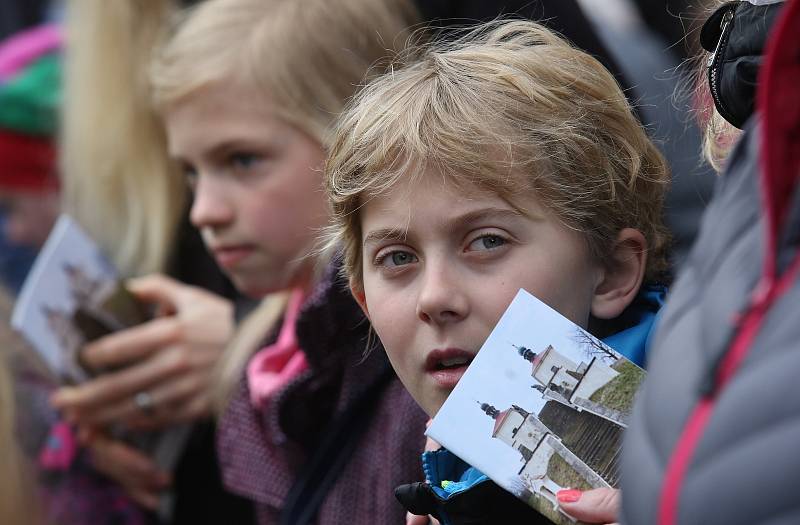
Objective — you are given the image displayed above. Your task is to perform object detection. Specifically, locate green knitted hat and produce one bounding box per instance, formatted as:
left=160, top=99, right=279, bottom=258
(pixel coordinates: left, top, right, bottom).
left=0, top=52, right=61, bottom=136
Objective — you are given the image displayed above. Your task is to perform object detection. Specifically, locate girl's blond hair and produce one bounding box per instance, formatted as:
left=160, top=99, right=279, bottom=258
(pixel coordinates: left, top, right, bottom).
left=61, top=0, right=183, bottom=277
left=151, top=0, right=419, bottom=146
left=697, top=0, right=742, bottom=172
left=149, top=0, right=419, bottom=410
left=326, top=20, right=671, bottom=288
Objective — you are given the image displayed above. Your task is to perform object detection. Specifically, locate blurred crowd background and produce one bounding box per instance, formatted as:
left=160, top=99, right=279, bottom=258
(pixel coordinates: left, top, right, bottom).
left=0, top=0, right=767, bottom=524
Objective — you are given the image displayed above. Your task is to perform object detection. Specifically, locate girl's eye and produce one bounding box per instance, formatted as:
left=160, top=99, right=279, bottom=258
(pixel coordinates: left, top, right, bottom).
left=468, top=234, right=507, bottom=251
left=378, top=250, right=418, bottom=268
left=182, top=163, right=198, bottom=191
left=229, top=152, right=261, bottom=171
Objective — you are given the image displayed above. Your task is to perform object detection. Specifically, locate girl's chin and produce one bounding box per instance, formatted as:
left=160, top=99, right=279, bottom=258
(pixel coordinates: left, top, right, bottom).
left=231, top=276, right=283, bottom=299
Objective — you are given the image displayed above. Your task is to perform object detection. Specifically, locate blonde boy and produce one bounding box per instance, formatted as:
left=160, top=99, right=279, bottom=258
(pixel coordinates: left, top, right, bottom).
left=325, top=20, right=669, bottom=524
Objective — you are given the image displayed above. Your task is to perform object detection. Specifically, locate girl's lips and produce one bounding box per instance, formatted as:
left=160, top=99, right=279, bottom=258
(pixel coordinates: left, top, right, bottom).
left=213, top=246, right=255, bottom=269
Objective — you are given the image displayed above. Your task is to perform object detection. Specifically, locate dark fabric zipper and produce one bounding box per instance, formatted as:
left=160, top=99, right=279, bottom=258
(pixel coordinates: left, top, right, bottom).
left=707, top=5, right=738, bottom=126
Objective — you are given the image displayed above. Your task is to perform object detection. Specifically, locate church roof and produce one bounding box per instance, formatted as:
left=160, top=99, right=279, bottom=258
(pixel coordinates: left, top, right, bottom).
left=531, top=345, right=553, bottom=376
left=491, top=409, right=511, bottom=437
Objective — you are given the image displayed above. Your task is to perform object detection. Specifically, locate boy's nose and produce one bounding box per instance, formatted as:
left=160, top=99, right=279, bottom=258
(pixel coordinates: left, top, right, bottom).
left=416, top=264, right=469, bottom=325
left=189, top=176, right=235, bottom=229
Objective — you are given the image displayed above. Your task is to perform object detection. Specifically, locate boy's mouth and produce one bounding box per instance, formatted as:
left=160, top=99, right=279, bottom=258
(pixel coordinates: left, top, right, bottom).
left=425, top=348, right=475, bottom=389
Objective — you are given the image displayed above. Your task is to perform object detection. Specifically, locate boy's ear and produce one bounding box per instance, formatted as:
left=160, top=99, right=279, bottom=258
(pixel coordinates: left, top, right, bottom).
left=591, top=228, right=647, bottom=320
left=349, top=280, right=370, bottom=319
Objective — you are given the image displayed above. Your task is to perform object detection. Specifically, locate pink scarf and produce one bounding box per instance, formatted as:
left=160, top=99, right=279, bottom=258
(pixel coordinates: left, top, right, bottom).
left=246, top=289, right=309, bottom=407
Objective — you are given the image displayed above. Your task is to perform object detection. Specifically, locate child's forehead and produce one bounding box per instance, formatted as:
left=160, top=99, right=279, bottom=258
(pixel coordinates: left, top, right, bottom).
left=360, top=164, right=545, bottom=223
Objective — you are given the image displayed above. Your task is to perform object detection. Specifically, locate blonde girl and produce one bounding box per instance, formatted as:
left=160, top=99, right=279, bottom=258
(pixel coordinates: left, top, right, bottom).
left=53, top=1, right=255, bottom=520
left=148, top=0, right=429, bottom=523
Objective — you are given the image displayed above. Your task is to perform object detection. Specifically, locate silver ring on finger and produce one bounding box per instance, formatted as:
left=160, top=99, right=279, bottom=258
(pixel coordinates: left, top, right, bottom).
left=134, top=391, right=156, bottom=416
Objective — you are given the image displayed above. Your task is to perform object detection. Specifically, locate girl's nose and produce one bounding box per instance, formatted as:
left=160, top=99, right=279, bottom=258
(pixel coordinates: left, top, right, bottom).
left=189, top=176, right=235, bottom=229
left=416, top=263, right=469, bottom=325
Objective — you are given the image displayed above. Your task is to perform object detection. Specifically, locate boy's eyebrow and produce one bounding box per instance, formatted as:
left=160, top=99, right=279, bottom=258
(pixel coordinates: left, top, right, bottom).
left=446, top=207, right=529, bottom=231
left=363, top=227, right=409, bottom=247
left=362, top=207, right=531, bottom=247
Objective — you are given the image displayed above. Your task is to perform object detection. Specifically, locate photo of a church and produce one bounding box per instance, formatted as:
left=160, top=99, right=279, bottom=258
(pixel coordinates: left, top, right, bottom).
left=427, top=290, right=647, bottom=525
left=475, top=341, right=644, bottom=524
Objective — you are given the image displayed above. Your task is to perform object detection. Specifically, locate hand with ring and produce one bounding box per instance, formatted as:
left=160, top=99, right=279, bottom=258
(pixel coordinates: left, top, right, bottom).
left=133, top=391, right=156, bottom=417
left=50, top=274, right=235, bottom=430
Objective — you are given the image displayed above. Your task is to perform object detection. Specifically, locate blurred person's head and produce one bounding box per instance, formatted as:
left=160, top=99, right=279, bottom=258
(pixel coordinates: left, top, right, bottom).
left=0, top=286, right=41, bottom=525
left=0, top=24, right=61, bottom=249
left=150, top=0, right=419, bottom=298
left=697, top=0, right=785, bottom=170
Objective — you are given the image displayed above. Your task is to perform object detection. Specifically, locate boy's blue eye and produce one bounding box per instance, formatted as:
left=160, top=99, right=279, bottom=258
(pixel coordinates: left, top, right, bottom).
left=382, top=251, right=418, bottom=267
left=469, top=235, right=506, bottom=251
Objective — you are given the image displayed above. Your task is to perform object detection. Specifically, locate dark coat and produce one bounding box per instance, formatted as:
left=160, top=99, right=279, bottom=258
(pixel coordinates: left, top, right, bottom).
left=621, top=2, right=800, bottom=523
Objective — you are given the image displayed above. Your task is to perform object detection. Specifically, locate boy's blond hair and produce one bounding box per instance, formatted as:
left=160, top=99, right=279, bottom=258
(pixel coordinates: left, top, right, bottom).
left=326, top=20, right=670, bottom=288
left=151, top=0, right=419, bottom=146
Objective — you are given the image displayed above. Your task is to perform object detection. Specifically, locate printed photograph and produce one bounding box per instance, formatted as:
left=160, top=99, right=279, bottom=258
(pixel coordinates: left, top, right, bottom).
left=428, top=289, right=646, bottom=524
left=11, top=215, right=147, bottom=382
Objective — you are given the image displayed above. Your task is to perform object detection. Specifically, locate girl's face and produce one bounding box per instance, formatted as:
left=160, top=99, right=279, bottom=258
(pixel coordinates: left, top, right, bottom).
left=164, top=83, right=329, bottom=297
left=357, top=170, right=604, bottom=417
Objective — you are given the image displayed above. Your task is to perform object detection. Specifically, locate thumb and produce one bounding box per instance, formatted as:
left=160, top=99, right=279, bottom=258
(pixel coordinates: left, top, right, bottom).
left=557, top=488, right=620, bottom=524
left=406, top=512, right=430, bottom=525
left=126, top=274, right=188, bottom=312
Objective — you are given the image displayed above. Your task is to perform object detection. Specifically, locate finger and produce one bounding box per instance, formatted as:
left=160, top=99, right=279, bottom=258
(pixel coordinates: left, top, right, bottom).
left=90, top=435, right=171, bottom=490
left=557, top=488, right=620, bottom=524
left=424, top=435, right=441, bottom=452
left=76, top=425, right=99, bottom=445
left=52, top=345, right=191, bottom=417
left=78, top=316, right=183, bottom=371
left=126, top=274, right=188, bottom=312
left=99, top=372, right=209, bottom=429
left=406, top=512, right=429, bottom=525
left=423, top=418, right=441, bottom=452
left=127, top=486, right=162, bottom=511
left=129, top=385, right=211, bottom=430
left=406, top=513, right=438, bottom=525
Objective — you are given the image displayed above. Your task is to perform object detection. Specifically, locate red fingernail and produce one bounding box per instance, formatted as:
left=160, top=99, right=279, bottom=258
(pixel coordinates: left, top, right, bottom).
left=557, top=489, right=582, bottom=503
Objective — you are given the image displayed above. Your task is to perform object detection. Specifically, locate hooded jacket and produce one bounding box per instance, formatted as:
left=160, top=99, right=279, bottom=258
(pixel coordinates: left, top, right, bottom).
left=621, top=1, right=800, bottom=523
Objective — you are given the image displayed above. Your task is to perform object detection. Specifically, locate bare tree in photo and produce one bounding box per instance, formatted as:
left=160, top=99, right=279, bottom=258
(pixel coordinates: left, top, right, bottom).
left=572, top=327, right=617, bottom=364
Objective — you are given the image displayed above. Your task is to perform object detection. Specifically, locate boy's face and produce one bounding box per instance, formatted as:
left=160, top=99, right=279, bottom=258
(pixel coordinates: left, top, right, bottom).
left=164, top=83, right=329, bottom=297
left=357, top=170, right=604, bottom=417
